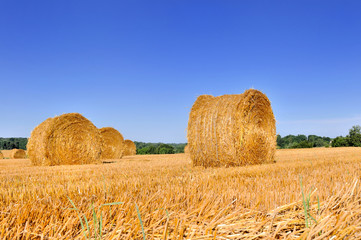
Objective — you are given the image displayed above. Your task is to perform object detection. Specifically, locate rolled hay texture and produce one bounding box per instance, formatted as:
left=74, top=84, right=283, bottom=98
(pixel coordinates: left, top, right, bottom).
left=27, top=113, right=102, bottom=166
left=0, top=151, right=3, bottom=159
left=11, top=149, right=26, bottom=159
left=123, top=139, right=137, bottom=156
left=187, top=89, right=276, bottom=167
left=99, top=127, right=124, bottom=159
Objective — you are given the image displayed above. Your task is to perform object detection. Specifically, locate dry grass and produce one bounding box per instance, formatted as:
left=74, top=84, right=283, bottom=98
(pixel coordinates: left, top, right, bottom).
left=1, top=147, right=361, bottom=239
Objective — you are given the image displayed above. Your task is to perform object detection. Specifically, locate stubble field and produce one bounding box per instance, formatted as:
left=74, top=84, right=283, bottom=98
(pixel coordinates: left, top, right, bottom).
left=1, top=147, right=361, bottom=239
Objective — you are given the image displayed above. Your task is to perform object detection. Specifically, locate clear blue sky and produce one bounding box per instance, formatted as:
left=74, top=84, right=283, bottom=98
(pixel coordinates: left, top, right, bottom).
left=1, top=0, right=361, bottom=142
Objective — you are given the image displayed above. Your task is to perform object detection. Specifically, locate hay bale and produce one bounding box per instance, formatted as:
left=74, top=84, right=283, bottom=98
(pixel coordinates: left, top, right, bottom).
left=11, top=149, right=26, bottom=159
left=27, top=113, right=102, bottom=166
left=123, top=139, right=136, bottom=156
left=0, top=149, right=26, bottom=159
left=99, top=127, right=124, bottom=159
left=27, top=118, right=54, bottom=165
left=184, top=144, right=189, bottom=154
left=1, top=150, right=12, bottom=159
left=187, top=89, right=276, bottom=167
left=0, top=151, right=3, bottom=159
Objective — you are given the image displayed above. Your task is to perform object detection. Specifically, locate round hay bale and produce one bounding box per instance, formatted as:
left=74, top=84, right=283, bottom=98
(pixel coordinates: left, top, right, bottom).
left=99, top=127, right=124, bottom=159
left=184, top=144, right=189, bottom=154
left=0, top=151, right=3, bottom=159
left=1, top=150, right=12, bottom=159
left=123, top=139, right=136, bottom=156
left=11, top=149, right=26, bottom=159
left=27, top=113, right=102, bottom=166
left=187, top=89, right=276, bottom=167
left=27, top=118, right=54, bottom=165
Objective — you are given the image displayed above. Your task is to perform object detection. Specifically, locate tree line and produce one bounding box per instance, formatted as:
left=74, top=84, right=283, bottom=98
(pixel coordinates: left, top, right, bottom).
left=277, top=125, right=361, bottom=149
left=331, top=125, right=361, bottom=147
left=277, top=134, right=331, bottom=149
left=0, top=138, right=28, bottom=150
left=134, top=142, right=187, bottom=155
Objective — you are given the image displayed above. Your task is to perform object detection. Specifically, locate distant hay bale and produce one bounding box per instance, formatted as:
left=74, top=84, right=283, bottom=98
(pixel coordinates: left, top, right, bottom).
left=27, top=113, right=102, bottom=166
left=99, top=127, right=124, bottom=159
left=123, top=139, right=136, bottom=156
left=0, top=151, right=3, bottom=159
left=0, top=149, right=26, bottom=159
left=1, top=150, right=12, bottom=159
left=187, top=89, right=276, bottom=167
left=11, top=149, right=26, bottom=159
left=184, top=144, right=189, bottom=154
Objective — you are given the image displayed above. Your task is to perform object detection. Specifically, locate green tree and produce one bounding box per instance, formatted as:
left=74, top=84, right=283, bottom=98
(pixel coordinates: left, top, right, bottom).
left=137, top=145, right=157, bottom=155
left=156, top=144, right=175, bottom=154
left=173, top=143, right=187, bottom=153
left=314, top=138, right=326, bottom=147
left=347, top=125, right=361, bottom=147
left=276, top=135, right=283, bottom=148
left=0, top=138, right=28, bottom=150
left=293, top=140, right=313, bottom=148
left=331, top=136, right=349, bottom=147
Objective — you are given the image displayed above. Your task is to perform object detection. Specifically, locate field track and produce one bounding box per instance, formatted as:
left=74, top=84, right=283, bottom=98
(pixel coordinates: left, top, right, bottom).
left=1, top=147, right=361, bottom=239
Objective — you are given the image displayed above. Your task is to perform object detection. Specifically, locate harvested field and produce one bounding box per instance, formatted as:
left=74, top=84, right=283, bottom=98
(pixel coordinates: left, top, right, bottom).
left=1, top=147, right=361, bottom=239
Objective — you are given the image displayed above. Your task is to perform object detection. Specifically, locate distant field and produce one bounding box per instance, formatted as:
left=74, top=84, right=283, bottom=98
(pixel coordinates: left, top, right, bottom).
left=1, top=147, right=361, bottom=239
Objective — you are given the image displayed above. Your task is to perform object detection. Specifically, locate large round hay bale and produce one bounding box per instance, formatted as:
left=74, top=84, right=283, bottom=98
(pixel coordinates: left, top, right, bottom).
left=27, top=118, right=54, bottom=165
left=99, top=127, right=124, bottom=159
left=187, top=89, right=276, bottom=167
left=0, top=151, right=3, bottom=159
left=11, top=149, right=26, bottom=159
left=123, top=139, right=136, bottom=156
left=27, top=113, right=102, bottom=166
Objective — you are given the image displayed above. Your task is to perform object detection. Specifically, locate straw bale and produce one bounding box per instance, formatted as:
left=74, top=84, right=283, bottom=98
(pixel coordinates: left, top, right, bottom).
left=0, top=151, right=3, bottom=159
left=123, top=139, right=136, bottom=156
left=1, top=150, right=12, bottom=159
left=184, top=144, right=189, bottom=154
left=27, top=118, right=54, bottom=165
left=99, top=127, right=124, bottom=159
left=11, top=149, right=26, bottom=159
left=1, top=149, right=27, bottom=159
left=187, top=89, right=276, bottom=167
left=27, top=113, right=102, bottom=166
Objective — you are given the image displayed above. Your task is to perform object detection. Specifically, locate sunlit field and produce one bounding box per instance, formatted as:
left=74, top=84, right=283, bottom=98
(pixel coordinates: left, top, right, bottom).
left=1, top=147, right=361, bottom=239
